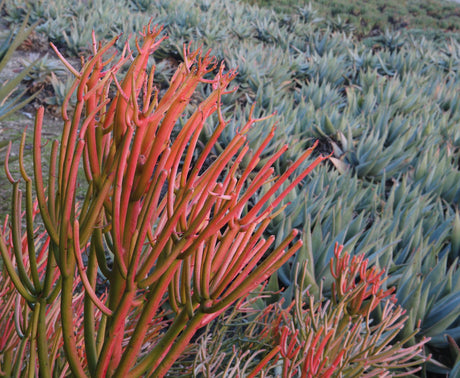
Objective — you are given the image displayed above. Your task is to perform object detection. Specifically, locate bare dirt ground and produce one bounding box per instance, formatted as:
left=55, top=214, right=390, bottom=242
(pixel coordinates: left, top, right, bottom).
left=0, top=47, right=66, bottom=221
left=0, top=11, right=90, bottom=221
left=0, top=108, right=63, bottom=220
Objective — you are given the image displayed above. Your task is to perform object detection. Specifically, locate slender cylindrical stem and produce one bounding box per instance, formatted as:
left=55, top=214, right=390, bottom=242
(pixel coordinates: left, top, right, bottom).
left=84, top=243, right=100, bottom=373
left=61, top=273, right=86, bottom=377
left=36, top=299, right=51, bottom=378
left=126, top=309, right=192, bottom=378
left=114, top=263, right=180, bottom=375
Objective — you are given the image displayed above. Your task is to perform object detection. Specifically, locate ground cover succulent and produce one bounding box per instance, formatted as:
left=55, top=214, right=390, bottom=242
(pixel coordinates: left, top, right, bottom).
left=1, top=0, right=460, bottom=374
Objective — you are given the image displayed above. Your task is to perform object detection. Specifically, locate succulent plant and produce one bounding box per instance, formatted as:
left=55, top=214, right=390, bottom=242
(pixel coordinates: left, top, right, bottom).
left=1, top=0, right=460, bottom=374
left=0, top=3, right=40, bottom=121
left=188, top=244, right=429, bottom=377
left=0, top=23, right=328, bottom=376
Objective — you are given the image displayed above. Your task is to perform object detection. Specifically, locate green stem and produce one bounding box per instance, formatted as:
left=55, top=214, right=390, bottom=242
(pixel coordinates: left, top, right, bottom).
left=0, top=235, right=35, bottom=303
left=11, top=183, right=36, bottom=295
left=126, top=309, right=191, bottom=377
left=42, top=245, right=58, bottom=300
left=153, top=312, right=205, bottom=376
left=96, top=314, right=108, bottom=357
left=0, top=347, right=13, bottom=377
left=47, top=140, right=59, bottom=225
left=26, top=197, right=42, bottom=290
left=114, top=263, right=179, bottom=376
left=27, top=303, right=40, bottom=378
left=33, top=107, right=59, bottom=244
left=79, top=171, right=115, bottom=246
left=46, top=275, right=61, bottom=305
left=95, top=264, right=134, bottom=376
left=12, top=334, right=28, bottom=378
left=18, top=130, right=41, bottom=290
left=36, top=299, right=52, bottom=378
left=84, top=243, right=99, bottom=373
left=61, top=273, right=87, bottom=377
left=93, top=228, right=111, bottom=278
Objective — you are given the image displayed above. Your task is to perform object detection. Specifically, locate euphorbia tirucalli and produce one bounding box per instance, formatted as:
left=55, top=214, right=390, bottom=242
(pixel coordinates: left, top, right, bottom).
left=241, top=244, right=429, bottom=378
left=0, top=23, right=327, bottom=376
left=0, top=200, right=93, bottom=376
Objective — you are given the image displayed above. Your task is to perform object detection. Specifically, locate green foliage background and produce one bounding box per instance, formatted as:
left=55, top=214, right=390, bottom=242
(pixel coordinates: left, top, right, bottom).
left=246, top=0, right=460, bottom=36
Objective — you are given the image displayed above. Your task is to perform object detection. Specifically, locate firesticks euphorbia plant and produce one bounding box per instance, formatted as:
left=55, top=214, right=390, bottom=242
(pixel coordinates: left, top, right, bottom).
left=0, top=196, right=90, bottom=376
left=1, top=23, right=327, bottom=376
left=242, top=244, right=429, bottom=378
